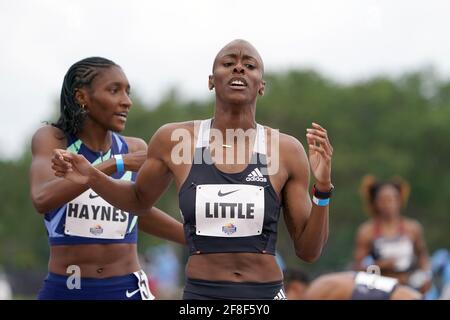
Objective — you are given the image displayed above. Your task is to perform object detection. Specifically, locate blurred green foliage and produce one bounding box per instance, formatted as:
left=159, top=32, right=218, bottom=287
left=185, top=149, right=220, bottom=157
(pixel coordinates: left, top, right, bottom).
left=1, top=68, right=449, bottom=277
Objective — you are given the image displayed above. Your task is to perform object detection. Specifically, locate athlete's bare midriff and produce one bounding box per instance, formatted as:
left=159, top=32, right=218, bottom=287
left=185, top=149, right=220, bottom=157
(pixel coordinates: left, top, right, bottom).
left=49, top=243, right=140, bottom=278
left=186, top=253, right=283, bottom=283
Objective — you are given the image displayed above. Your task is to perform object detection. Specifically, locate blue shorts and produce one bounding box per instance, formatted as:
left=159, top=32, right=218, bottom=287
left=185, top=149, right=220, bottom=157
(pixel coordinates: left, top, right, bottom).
left=183, top=278, right=286, bottom=300
left=38, top=270, right=154, bottom=300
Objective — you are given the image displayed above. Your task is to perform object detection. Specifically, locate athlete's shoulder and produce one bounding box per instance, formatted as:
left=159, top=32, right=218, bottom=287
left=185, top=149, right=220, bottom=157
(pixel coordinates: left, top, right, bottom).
left=280, top=132, right=304, bottom=150
left=259, top=126, right=308, bottom=176
left=31, top=125, right=67, bottom=152
left=122, top=135, right=147, bottom=152
left=402, top=216, right=421, bottom=227
left=260, top=125, right=305, bottom=153
left=356, top=220, right=375, bottom=239
left=402, top=217, right=424, bottom=235
left=146, top=121, right=197, bottom=155
left=273, top=129, right=307, bottom=162
left=32, top=125, right=64, bottom=140
left=155, top=121, right=196, bottom=137
left=152, top=120, right=205, bottom=145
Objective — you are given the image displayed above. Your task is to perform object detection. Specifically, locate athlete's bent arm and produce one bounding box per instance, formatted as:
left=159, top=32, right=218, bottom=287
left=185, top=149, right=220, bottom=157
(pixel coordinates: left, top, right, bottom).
left=282, top=136, right=329, bottom=262
left=53, top=125, right=175, bottom=214
left=138, top=207, right=186, bottom=245
left=30, top=127, right=146, bottom=213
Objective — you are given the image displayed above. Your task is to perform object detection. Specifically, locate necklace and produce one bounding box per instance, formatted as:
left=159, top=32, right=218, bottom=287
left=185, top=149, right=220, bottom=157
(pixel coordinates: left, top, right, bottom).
left=210, top=118, right=256, bottom=149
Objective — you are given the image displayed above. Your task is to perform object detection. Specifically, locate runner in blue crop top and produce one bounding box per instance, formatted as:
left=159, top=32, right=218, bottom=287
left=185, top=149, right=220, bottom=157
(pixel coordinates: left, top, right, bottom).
left=52, top=41, right=335, bottom=299
left=30, top=57, right=185, bottom=300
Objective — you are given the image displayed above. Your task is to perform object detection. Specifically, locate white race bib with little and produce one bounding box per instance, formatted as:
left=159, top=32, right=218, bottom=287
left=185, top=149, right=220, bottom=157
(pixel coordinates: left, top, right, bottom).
left=65, top=188, right=129, bottom=239
left=195, top=184, right=265, bottom=237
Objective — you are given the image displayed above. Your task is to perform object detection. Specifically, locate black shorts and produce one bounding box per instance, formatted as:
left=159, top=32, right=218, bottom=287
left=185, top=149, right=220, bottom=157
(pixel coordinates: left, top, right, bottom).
left=183, top=278, right=286, bottom=300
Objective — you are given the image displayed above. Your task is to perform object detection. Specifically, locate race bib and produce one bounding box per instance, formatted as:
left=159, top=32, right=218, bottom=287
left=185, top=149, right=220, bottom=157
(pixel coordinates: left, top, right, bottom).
left=65, top=188, right=129, bottom=239
left=195, top=184, right=265, bottom=237
left=355, top=272, right=398, bottom=293
left=377, top=237, right=414, bottom=271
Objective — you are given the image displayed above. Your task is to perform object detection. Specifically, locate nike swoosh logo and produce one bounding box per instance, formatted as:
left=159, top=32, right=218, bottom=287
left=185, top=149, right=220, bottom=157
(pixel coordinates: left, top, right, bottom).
left=89, top=193, right=100, bottom=199
left=217, top=189, right=240, bottom=197
left=125, top=288, right=140, bottom=298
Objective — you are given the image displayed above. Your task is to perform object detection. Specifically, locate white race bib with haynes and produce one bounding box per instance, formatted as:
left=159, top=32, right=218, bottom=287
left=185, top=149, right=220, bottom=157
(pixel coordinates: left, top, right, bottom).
left=65, top=188, right=129, bottom=239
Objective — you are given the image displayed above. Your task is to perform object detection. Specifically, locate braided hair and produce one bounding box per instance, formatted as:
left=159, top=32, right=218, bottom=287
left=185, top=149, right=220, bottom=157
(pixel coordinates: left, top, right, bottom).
left=53, top=57, right=118, bottom=136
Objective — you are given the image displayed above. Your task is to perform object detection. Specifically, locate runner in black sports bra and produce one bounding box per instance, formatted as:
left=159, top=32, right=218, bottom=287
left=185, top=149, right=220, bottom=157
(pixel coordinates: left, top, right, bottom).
left=52, top=40, right=335, bottom=299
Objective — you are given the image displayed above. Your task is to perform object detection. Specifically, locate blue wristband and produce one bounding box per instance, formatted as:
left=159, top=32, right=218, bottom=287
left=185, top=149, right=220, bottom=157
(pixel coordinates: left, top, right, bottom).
left=312, top=195, right=330, bottom=206
left=114, top=154, right=125, bottom=173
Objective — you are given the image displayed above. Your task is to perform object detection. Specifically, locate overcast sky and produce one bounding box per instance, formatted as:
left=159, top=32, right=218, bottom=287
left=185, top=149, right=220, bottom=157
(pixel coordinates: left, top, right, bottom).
left=1, top=0, right=449, bottom=159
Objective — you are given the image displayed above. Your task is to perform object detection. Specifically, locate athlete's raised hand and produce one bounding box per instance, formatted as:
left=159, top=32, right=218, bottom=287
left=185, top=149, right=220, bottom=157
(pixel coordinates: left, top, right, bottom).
left=306, top=122, right=333, bottom=190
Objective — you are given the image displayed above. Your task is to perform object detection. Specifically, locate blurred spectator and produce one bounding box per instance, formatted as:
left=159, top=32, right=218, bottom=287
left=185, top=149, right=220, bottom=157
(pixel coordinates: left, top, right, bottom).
left=353, top=175, right=431, bottom=294
left=430, top=249, right=450, bottom=299
left=144, top=244, right=181, bottom=299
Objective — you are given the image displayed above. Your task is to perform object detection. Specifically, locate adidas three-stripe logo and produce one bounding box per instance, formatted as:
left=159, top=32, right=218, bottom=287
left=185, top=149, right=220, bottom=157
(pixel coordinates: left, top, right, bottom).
left=273, top=289, right=287, bottom=300
left=245, top=168, right=267, bottom=182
